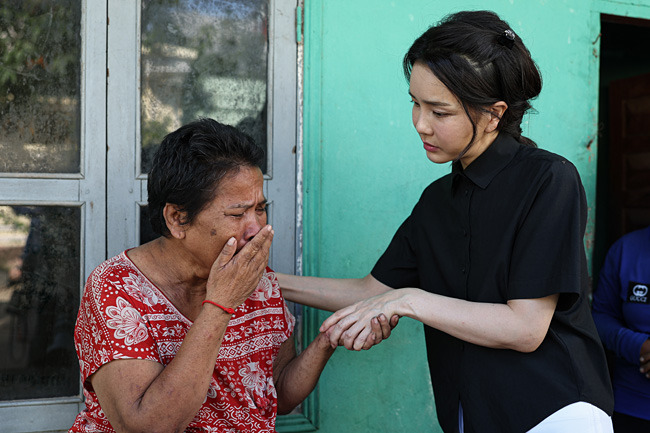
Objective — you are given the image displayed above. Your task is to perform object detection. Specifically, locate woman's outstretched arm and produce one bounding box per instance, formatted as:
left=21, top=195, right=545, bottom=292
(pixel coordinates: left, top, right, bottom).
left=321, top=288, right=558, bottom=353
left=277, top=273, right=392, bottom=312
left=278, top=273, right=400, bottom=349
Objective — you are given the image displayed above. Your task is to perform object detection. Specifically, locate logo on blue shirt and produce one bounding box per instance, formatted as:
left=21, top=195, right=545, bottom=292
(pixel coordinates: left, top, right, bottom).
left=628, top=281, right=649, bottom=304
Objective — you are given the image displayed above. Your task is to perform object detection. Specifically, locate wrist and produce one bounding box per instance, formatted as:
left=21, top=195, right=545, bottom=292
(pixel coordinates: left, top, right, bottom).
left=202, top=299, right=236, bottom=315
left=393, top=288, right=417, bottom=318
left=315, top=332, right=337, bottom=352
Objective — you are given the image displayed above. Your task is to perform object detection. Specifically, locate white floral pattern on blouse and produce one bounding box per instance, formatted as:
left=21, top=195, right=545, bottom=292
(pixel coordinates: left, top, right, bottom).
left=69, top=251, right=294, bottom=433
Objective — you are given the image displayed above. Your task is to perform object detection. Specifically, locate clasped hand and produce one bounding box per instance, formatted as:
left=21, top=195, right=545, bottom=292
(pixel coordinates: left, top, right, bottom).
left=320, top=290, right=402, bottom=351
left=205, top=225, right=274, bottom=309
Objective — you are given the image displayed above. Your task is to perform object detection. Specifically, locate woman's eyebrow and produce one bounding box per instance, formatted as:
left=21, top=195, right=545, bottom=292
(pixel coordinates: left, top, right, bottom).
left=227, top=199, right=268, bottom=210
left=409, top=91, right=452, bottom=107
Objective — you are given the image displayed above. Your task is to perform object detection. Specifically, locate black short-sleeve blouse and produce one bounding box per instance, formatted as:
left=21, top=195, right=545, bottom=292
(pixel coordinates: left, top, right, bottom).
left=371, top=133, right=613, bottom=433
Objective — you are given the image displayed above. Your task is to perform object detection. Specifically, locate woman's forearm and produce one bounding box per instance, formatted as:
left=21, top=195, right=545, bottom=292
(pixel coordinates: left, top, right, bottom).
left=274, top=333, right=336, bottom=414
left=92, top=306, right=231, bottom=432
left=277, top=273, right=392, bottom=311
left=399, top=289, right=558, bottom=352
left=324, top=288, right=558, bottom=353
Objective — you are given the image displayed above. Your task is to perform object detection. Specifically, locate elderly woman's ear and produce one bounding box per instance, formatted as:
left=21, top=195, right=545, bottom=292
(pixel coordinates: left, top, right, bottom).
left=163, top=203, right=188, bottom=239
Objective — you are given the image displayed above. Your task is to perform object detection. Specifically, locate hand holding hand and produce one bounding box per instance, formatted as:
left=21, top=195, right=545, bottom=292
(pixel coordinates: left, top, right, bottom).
left=205, top=225, right=274, bottom=309
left=356, top=314, right=400, bottom=350
left=320, top=290, right=403, bottom=351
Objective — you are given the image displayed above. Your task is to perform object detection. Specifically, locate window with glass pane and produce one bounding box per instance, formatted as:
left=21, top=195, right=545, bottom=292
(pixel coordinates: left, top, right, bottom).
left=0, top=1, right=81, bottom=174
left=0, top=205, right=81, bottom=400
left=140, top=0, right=269, bottom=174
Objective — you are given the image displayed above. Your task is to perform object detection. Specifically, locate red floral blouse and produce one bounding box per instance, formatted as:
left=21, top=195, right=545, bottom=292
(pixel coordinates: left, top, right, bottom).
left=69, top=251, right=294, bottom=432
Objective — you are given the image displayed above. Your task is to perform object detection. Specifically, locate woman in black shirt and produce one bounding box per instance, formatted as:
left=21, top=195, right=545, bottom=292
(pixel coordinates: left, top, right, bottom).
left=279, top=10, right=613, bottom=433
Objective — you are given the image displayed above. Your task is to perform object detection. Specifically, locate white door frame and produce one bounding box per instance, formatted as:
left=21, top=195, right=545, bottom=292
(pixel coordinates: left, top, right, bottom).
left=106, top=0, right=298, bottom=277
left=0, top=1, right=107, bottom=431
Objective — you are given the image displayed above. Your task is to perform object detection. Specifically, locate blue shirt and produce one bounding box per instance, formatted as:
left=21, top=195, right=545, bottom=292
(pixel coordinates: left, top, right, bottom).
left=592, top=225, right=650, bottom=420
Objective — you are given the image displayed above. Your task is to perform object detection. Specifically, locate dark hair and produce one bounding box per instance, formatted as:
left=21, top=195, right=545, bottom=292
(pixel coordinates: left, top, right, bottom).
left=403, top=10, right=542, bottom=151
left=147, top=118, right=265, bottom=237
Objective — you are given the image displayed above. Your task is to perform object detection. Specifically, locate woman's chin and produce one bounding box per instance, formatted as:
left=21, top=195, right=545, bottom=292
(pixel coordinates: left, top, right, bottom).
left=425, top=151, right=451, bottom=165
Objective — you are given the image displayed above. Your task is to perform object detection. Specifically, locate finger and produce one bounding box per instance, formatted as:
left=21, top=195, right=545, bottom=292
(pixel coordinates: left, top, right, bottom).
left=214, top=237, right=237, bottom=268
left=250, top=230, right=274, bottom=276
left=250, top=232, right=273, bottom=276
left=363, top=335, right=376, bottom=350
left=261, top=227, right=274, bottom=249
left=325, top=332, right=338, bottom=349
left=390, top=314, right=400, bottom=328
left=258, top=225, right=274, bottom=248
left=351, top=324, right=373, bottom=351
left=326, top=328, right=343, bottom=349
left=326, top=315, right=359, bottom=347
left=363, top=317, right=382, bottom=347
left=253, top=228, right=274, bottom=269
left=371, top=317, right=384, bottom=342
left=320, top=306, right=355, bottom=333
left=361, top=319, right=381, bottom=350
left=240, top=225, right=273, bottom=260
left=339, top=319, right=365, bottom=350
left=359, top=333, right=376, bottom=351
left=377, top=314, right=392, bottom=339
left=327, top=321, right=353, bottom=348
left=252, top=225, right=274, bottom=260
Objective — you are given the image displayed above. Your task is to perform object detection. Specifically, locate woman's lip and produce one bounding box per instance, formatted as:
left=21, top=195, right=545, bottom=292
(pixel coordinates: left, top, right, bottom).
left=423, top=142, right=439, bottom=152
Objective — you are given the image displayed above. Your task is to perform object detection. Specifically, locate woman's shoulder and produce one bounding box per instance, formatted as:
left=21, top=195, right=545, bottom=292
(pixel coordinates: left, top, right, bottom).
left=516, top=145, right=574, bottom=166
left=511, top=145, right=581, bottom=184
left=90, top=251, right=136, bottom=278
left=83, top=250, right=169, bottom=318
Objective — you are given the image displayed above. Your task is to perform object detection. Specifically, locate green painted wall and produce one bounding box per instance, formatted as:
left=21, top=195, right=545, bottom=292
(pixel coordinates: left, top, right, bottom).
left=302, top=0, right=650, bottom=431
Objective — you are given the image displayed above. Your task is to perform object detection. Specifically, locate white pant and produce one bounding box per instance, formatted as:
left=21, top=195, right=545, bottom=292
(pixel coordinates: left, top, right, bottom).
left=459, top=401, right=613, bottom=433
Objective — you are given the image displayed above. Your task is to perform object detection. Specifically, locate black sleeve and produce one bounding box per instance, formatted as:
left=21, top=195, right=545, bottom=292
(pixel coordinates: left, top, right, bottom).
left=507, top=159, right=585, bottom=309
left=371, top=210, right=420, bottom=289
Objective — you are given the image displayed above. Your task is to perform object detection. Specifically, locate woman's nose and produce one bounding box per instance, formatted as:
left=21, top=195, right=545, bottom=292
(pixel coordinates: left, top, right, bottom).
left=243, top=214, right=265, bottom=241
left=413, top=110, right=430, bottom=136
left=414, top=114, right=432, bottom=136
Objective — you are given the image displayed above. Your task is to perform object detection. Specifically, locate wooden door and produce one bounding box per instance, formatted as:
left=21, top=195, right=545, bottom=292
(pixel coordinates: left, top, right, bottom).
left=608, top=72, right=650, bottom=242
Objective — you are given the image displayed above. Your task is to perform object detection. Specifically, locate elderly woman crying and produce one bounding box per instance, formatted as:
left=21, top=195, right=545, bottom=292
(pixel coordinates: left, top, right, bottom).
left=69, top=118, right=392, bottom=433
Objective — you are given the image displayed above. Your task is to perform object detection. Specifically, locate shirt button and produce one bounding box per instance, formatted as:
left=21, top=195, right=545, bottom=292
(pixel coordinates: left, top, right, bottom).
left=463, top=230, right=468, bottom=237
left=461, top=267, right=466, bottom=274
left=464, top=189, right=469, bottom=196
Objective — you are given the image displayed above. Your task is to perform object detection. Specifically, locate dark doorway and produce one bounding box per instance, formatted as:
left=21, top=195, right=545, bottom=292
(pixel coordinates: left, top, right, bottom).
left=594, top=15, right=650, bottom=282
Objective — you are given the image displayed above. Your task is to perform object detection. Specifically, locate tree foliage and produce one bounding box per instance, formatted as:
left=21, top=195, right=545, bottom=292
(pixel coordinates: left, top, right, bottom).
left=0, top=0, right=81, bottom=100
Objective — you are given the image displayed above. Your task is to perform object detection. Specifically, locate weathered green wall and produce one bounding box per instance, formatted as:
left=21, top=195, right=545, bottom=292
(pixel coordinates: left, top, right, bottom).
left=302, top=1, right=650, bottom=431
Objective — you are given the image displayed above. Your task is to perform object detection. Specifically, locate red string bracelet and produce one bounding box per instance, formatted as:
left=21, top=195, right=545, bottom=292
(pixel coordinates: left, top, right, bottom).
left=202, top=300, right=236, bottom=315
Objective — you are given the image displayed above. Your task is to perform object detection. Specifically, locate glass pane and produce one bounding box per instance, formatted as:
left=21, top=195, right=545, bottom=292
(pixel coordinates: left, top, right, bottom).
left=0, top=206, right=81, bottom=400
left=141, top=0, right=269, bottom=174
left=139, top=204, right=157, bottom=245
left=0, top=1, right=82, bottom=174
